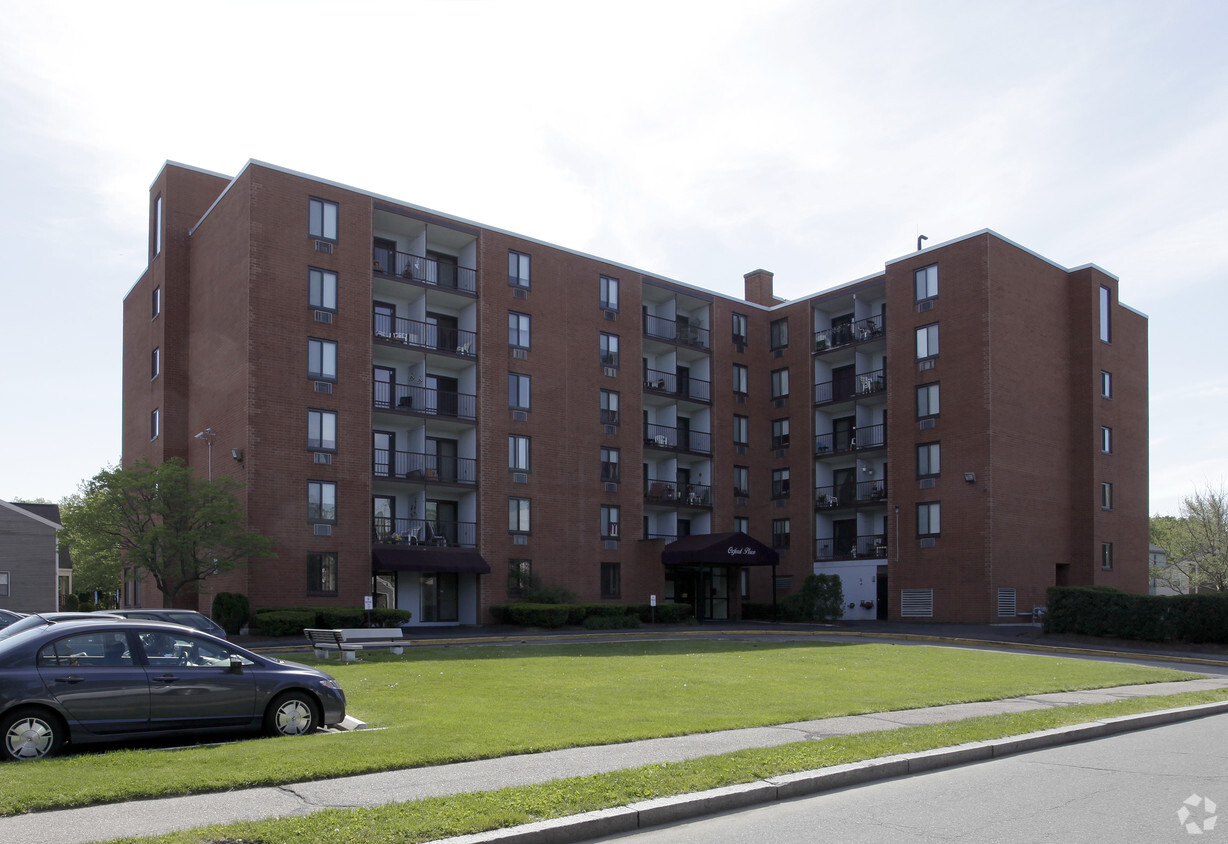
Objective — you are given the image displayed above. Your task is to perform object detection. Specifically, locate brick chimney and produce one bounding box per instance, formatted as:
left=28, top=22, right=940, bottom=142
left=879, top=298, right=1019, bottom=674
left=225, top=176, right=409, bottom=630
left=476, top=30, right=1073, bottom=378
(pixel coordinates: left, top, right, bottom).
left=743, top=269, right=775, bottom=306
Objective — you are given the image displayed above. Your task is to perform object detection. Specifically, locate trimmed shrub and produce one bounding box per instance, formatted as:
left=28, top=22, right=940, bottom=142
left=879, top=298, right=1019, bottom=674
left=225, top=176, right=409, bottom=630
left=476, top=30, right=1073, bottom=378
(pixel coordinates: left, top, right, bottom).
left=582, top=613, right=642, bottom=630
left=628, top=602, right=696, bottom=624
left=212, top=592, right=250, bottom=636
left=63, top=593, right=80, bottom=611
left=1045, top=586, right=1228, bottom=643
left=254, top=609, right=317, bottom=637
left=778, top=574, right=844, bottom=623
left=316, top=608, right=368, bottom=629
left=489, top=603, right=570, bottom=628
left=369, top=608, right=413, bottom=626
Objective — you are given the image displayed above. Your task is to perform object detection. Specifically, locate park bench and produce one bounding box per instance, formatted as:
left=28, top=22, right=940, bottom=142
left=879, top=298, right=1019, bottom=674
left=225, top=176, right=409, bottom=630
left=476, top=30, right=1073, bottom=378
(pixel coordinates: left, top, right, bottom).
left=303, top=627, right=407, bottom=661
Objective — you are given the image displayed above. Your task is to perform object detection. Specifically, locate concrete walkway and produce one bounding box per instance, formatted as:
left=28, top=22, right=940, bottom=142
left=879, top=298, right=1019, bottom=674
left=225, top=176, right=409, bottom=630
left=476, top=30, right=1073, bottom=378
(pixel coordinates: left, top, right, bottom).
left=5, top=675, right=1228, bottom=844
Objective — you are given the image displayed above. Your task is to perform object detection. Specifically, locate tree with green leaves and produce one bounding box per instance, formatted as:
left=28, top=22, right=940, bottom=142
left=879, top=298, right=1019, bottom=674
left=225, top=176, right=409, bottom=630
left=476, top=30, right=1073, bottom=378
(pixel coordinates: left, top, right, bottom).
left=1149, top=484, right=1228, bottom=594
left=59, top=459, right=273, bottom=608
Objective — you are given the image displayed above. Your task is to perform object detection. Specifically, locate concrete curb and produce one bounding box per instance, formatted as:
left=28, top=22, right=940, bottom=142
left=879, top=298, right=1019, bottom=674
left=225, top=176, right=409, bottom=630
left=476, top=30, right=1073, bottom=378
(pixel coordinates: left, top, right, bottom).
left=433, top=699, right=1228, bottom=844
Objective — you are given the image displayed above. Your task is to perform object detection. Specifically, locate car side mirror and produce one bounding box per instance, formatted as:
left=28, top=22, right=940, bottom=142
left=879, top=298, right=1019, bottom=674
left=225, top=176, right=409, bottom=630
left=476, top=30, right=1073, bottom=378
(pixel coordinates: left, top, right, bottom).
left=229, top=654, right=243, bottom=674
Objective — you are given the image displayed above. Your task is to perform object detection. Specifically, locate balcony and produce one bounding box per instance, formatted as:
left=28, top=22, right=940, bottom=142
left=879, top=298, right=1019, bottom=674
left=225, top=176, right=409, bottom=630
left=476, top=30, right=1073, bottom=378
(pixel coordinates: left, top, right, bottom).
left=373, top=247, right=476, bottom=295
left=373, top=449, right=477, bottom=485
left=373, top=313, right=477, bottom=357
left=815, top=422, right=886, bottom=456
left=814, top=313, right=885, bottom=353
left=373, top=381, right=477, bottom=420
left=643, top=314, right=710, bottom=350
left=644, top=423, right=711, bottom=454
left=644, top=478, right=712, bottom=508
left=373, top=517, right=476, bottom=548
left=643, top=367, right=711, bottom=403
left=815, top=479, right=887, bottom=509
left=815, top=533, right=888, bottom=561
left=814, top=367, right=885, bottom=406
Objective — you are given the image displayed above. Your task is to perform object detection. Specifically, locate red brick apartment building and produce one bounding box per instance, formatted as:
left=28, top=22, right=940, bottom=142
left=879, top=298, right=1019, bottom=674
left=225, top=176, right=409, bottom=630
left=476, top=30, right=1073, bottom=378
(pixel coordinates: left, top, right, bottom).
left=121, top=160, right=1148, bottom=625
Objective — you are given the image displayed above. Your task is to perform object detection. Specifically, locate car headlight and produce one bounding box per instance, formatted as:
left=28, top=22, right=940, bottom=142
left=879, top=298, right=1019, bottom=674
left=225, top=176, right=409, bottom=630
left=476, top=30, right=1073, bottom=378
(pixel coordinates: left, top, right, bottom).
left=318, top=678, right=342, bottom=691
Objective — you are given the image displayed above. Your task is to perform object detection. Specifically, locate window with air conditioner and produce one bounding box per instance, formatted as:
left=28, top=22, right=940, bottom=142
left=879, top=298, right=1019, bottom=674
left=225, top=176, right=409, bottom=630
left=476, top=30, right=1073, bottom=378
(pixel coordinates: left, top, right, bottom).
left=509, top=311, right=531, bottom=349
left=509, top=373, right=531, bottom=410
left=600, top=447, right=620, bottom=482
left=308, top=409, right=337, bottom=451
left=309, top=268, right=338, bottom=311
left=309, top=197, right=338, bottom=241
left=601, top=505, right=621, bottom=539
left=914, top=264, right=938, bottom=301
left=600, top=332, right=620, bottom=368
left=600, top=275, right=619, bottom=311
left=308, top=338, right=337, bottom=381
left=600, top=389, right=620, bottom=425
left=917, top=501, right=941, bottom=537
left=916, top=382, right=940, bottom=418
left=917, top=442, right=940, bottom=478
left=307, top=481, right=337, bottom=523
left=509, top=435, right=530, bottom=472
left=916, top=323, right=939, bottom=359
left=508, top=250, right=531, bottom=288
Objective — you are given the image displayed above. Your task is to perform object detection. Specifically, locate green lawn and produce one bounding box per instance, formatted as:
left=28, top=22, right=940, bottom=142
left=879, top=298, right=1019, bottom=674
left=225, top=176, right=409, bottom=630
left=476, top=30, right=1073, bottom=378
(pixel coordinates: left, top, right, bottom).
left=0, top=640, right=1202, bottom=816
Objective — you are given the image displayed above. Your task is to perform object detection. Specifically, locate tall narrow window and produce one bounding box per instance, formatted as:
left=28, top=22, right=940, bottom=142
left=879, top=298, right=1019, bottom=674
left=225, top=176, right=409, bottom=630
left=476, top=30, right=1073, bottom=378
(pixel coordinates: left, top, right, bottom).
left=771, top=518, right=791, bottom=548
left=509, top=498, right=531, bottom=534
left=1101, top=370, right=1112, bottom=398
left=733, top=415, right=749, bottom=446
left=1101, top=426, right=1113, bottom=454
left=771, top=368, right=789, bottom=399
left=509, top=435, right=530, bottom=471
left=733, top=364, right=748, bottom=397
left=600, top=389, right=620, bottom=424
left=771, top=468, right=791, bottom=498
left=734, top=516, right=749, bottom=534
left=916, top=323, right=939, bottom=359
left=601, top=505, right=621, bottom=539
left=917, top=502, right=941, bottom=536
left=732, top=312, right=748, bottom=345
left=508, top=312, right=531, bottom=348
left=600, top=447, right=620, bottom=482
left=152, top=286, right=161, bottom=319
left=1101, top=541, right=1114, bottom=569
left=308, top=409, right=337, bottom=450
left=771, top=418, right=790, bottom=449
left=309, top=268, right=338, bottom=311
left=917, top=382, right=940, bottom=418
left=1101, top=482, right=1113, bottom=510
left=309, top=197, right=338, bottom=240
left=308, top=338, right=337, bottom=380
left=508, top=559, right=532, bottom=597
left=1099, top=285, right=1112, bottom=343
left=600, top=275, right=619, bottom=311
left=307, top=553, right=338, bottom=596
left=0, top=571, right=8, bottom=598
left=307, top=481, right=337, bottom=522
left=600, top=332, right=620, bottom=367
left=733, top=465, right=749, bottom=496
left=509, top=373, right=531, bottom=410
left=151, top=347, right=160, bottom=380
left=153, top=194, right=163, bottom=257
left=508, top=250, right=531, bottom=288
left=914, top=264, right=938, bottom=300
left=917, top=442, right=941, bottom=477
left=600, top=562, right=621, bottom=599
left=770, top=318, right=789, bottom=349
left=150, top=408, right=160, bottom=441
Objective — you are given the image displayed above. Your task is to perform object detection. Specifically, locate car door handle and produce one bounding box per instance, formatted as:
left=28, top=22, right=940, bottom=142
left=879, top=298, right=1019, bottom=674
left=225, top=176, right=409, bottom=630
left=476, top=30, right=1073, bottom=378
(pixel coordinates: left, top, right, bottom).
left=53, top=675, right=85, bottom=684
left=152, top=674, right=181, bottom=684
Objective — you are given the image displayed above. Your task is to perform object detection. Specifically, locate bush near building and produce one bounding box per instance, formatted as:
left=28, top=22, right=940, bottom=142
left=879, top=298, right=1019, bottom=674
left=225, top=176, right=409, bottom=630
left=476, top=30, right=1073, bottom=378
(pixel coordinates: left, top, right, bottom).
left=1044, top=585, right=1228, bottom=643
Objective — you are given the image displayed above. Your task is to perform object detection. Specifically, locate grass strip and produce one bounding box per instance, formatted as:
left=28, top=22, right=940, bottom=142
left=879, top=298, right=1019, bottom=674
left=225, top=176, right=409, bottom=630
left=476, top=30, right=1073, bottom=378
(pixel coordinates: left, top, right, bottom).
left=109, top=688, right=1228, bottom=844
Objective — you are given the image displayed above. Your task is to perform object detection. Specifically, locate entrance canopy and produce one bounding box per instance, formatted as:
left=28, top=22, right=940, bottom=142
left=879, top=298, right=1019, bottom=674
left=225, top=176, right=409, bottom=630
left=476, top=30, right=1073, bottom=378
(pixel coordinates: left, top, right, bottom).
left=661, top=532, right=780, bottom=567
left=373, top=547, right=491, bottom=574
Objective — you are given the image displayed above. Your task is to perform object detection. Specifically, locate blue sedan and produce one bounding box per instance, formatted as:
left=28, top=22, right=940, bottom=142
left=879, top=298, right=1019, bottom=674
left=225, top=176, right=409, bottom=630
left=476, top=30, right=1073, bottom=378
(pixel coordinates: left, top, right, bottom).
left=0, top=619, right=346, bottom=761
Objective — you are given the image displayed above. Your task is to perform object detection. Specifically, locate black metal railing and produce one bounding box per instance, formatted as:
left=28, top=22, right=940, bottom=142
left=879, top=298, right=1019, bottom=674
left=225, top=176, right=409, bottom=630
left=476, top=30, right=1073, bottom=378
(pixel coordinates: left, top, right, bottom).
left=814, top=367, right=886, bottom=405
left=813, top=313, right=885, bottom=352
left=372, top=247, right=477, bottom=294
left=644, top=423, right=712, bottom=454
left=373, top=449, right=477, bottom=484
left=373, top=517, right=476, bottom=548
left=373, top=313, right=477, bottom=356
left=643, top=314, right=710, bottom=349
left=373, top=381, right=477, bottom=420
left=814, top=422, right=886, bottom=455
left=644, top=478, right=712, bottom=507
left=815, top=533, right=888, bottom=561
left=814, top=479, right=887, bottom=508
left=643, top=367, right=712, bottom=402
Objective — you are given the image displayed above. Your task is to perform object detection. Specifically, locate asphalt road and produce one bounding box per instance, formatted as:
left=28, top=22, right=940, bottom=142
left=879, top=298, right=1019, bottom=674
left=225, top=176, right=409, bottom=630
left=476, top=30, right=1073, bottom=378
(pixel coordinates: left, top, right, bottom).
left=592, top=711, right=1228, bottom=843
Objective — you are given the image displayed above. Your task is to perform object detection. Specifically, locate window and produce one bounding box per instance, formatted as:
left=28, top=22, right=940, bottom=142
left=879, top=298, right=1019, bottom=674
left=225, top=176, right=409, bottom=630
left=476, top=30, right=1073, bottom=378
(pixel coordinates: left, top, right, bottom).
left=915, top=264, right=938, bottom=301
left=771, top=518, right=790, bottom=549
left=509, top=373, right=531, bottom=410
left=916, top=323, right=939, bottom=359
left=771, top=368, right=790, bottom=399
left=732, top=312, right=748, bottom=345
left=771, top=418, right=790, bottom=449
left=733, top=415, right=749, bottom=446
left=734, top=516, right=749, bottom=534
left=1101, top=542, right=1114, bottom=569
left=1101, top=482, right=1113, bottom=510
left=1099, top=285, right=1112, bottom=343
left=307, top=481, right=337, bottom=523
left=770, top=318, right=789, bottom=349
left=152, top=286, right=161, bottom=319
left=600, top=275, right=619, bottom=311
left=307, top=553, right=338, bottom=596
left=600, top=332, right=620, bottom=367
left=308, top=409, right=337, bottom=451
left=733, top=465, right=749, bottom=496
left=508, top=312, right=530, bottom=348
left=309, top=268, right=338, bottom=311
left=153, top=194, right=163, bottom=257
left=917, top=382, right=940, bottom=418
left=601, top=562, right=621, bottom=599
left=1101, top=426, right=1112, bottom=454
left=600, top=389, right=620, bottom=424
left=509, top=498, right=531, bottom=534
left=600, top=447, right=620, bottom=482
left=771, top=468, right=790, bottom=498
left=733, top=364, right=748, bottom=396
left=601, top=505, right=621, bottom=539
left=0, top=571, right=8, bottom=598
left=150, top=408, right=160, bottom=441
left=509, top=435, right=530, bottom=472
left=508, top=559, right=532, bottom=597
left=308, top=338, right=337, bottom=380
left=151, top=347, right=160, bottom=380
left=917, top=442, right=941, bottom=477
left=309, top=197, right=338, bottom=240
left=1101, top=370, right=1112, bottom=399
left=917, top=502, right=941, bottom=537
left=39, top=630, right=133, bottom=668
left=508, top=250, right=531, bottom=288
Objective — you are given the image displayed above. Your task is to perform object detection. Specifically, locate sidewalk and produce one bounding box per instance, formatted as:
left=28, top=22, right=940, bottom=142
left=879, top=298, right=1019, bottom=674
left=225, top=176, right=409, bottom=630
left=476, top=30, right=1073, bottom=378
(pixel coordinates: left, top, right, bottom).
left=5, top=674, right=1228, bottom=844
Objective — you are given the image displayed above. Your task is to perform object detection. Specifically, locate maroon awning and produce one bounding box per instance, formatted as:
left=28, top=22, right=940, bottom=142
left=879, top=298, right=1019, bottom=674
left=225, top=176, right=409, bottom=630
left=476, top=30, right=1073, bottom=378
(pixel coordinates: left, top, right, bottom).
left=373, top=547, right=491, bottom=574
left=661, top=532, right=780, bottom=567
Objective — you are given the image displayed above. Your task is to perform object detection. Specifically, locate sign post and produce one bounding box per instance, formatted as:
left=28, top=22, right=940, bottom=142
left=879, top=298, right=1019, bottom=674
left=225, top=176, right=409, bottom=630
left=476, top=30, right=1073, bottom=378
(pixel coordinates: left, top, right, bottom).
left=650, top=594, right=656, bottom=624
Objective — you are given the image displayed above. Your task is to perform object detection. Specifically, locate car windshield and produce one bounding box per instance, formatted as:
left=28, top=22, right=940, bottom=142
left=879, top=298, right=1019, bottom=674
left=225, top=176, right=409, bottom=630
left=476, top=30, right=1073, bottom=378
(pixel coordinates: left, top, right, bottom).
left=0, top=614, right=116, bottom=643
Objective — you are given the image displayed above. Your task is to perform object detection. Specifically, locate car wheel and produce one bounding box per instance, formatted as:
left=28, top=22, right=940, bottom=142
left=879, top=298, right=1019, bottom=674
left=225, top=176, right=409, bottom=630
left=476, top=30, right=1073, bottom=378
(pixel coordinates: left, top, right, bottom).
left=1, top=708, right=65, bottom=761
left=264, top=692, right=319, bottom=737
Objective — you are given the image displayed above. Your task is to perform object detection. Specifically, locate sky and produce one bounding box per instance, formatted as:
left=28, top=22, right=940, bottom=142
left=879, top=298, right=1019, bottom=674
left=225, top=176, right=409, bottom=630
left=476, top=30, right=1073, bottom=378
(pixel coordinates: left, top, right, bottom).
left=1, top=0, right=1225, bottom=516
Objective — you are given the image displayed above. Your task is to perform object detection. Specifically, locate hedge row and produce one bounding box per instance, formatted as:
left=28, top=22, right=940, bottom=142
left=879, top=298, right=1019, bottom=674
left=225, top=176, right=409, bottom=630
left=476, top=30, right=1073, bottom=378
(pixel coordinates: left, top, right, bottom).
left=254, top=607, right=412, bottom=637
left=488, top=602, right=695, bottom=628
left=1044, top=586, right=1228, bottom=643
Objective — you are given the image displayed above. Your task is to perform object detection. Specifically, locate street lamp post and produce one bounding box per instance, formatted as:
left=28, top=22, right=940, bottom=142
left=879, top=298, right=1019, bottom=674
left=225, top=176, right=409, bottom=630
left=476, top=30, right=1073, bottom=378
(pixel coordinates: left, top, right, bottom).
left=194, top=427, right=216, bottom=480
